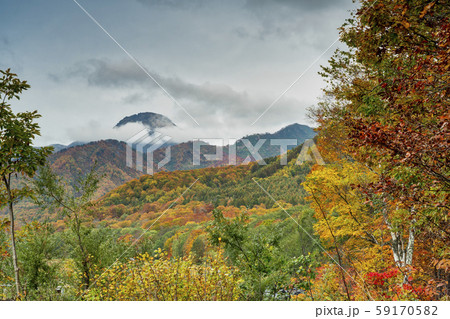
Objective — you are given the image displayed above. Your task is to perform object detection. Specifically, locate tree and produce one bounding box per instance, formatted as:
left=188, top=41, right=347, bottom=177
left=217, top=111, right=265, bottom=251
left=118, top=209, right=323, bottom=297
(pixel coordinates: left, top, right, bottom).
left=32, top=164, right=101, bottom=291
left=85, top=249, right=241, bottom=301
left=0, top=69, right=52, bottom=298
left=303, top=161, right=391, bottom=300
left=16, top=221, right=57, bottom=299
left=208, top=209, right=297, bottom=300
left=310, top=0, right=449, bottom=298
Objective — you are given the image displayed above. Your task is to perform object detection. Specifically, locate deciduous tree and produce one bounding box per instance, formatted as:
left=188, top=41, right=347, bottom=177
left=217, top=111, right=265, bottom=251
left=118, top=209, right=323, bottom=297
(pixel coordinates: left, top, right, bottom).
left=0, top=69, right=52, bottom=298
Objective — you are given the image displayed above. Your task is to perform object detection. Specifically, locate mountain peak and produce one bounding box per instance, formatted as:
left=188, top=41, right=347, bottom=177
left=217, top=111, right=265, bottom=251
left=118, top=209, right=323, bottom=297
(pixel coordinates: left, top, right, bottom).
left=273, top=123, right=316, bottom=137
left=114, top=112, right=176, bottom=130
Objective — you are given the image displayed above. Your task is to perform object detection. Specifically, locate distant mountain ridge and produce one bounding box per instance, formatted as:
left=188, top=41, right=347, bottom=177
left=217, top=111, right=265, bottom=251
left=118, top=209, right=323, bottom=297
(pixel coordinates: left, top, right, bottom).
left=49, top=141, right=87, bottom=153
left=8, top=123, right=315, bottom=222
left=114, top=112, right=176, bottom=130
left=45, top=123, right=316, bottom=181
left=239, top=123, right=315, bottom=141
left=5, top=140, right=144, bottom=223
left=147, top=123, right=316, bottom=172
left=47, top=112, right=176, bottom=154
left=49, top=140, right=143, bottom=195
left=233, top=123, right=316, bottom=161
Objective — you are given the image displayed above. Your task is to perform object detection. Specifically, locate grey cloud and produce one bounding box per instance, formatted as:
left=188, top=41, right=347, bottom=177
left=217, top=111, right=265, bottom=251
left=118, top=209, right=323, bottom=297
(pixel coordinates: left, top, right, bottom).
left=233, top=26, right=251, bottom=39
left=5, top=0, right=350, bottom=146
left=239, top=0, right=355, bottom=42
left=50, top=59, right=152, bottom=87
left=71, top=59, right=148, bottom=87
left=122, top=93, right=148, bottom=105
left=53, top=59, right=306, bottom=129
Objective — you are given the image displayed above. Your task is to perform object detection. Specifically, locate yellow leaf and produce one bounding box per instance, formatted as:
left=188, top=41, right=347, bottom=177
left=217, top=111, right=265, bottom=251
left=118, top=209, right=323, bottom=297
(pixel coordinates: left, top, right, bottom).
left=420, top=2, right=435, bottom=19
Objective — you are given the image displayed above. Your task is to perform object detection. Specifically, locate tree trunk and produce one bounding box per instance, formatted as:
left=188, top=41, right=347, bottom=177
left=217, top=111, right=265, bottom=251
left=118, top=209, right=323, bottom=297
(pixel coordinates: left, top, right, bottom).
left=73, top=214, right=90, bottom=290
left=383, top=207, right=415, bottom=269
left=390, top=230, right=404, bottom=267
left=4, top=175, right=21, bottom=298
left=385, top=222, right=415, bottom=269
left=82, top=259, right=90, bottom=291
left=405, top=225, right=415, bottom=266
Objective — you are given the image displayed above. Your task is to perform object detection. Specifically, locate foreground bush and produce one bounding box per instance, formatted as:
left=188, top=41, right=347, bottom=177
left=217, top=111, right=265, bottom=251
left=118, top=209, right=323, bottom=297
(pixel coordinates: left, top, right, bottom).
left=84, top=250, right=242, bottom=301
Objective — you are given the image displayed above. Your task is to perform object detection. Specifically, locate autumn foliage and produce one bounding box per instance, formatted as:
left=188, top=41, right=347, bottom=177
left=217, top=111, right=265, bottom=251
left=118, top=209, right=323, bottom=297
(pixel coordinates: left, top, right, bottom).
left=1, top=0, right=448, bottom=301
left=306, top=0, right=449, bottom=300
left=85, top=249, right=241, bottom=301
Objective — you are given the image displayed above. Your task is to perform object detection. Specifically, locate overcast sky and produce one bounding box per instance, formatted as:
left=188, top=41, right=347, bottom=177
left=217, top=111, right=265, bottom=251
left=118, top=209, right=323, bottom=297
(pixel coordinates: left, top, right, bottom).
left=1, top=0, right=357, bottom=146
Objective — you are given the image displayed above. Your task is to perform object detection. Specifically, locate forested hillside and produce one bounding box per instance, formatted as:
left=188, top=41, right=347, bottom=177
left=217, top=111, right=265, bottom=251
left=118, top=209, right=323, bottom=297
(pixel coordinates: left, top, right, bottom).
left=4, top=122, right=313, bottom=222
left=0, top=0, right=448, bottom=302
left=49, top=140, right=143, bottom=195
left=45, top=122, right=314, bottom=196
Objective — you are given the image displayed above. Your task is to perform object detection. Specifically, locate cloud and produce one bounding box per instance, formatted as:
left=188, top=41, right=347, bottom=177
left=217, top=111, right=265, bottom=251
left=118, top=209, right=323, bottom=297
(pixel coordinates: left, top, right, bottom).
left=49, top=58, right=310, bottom=145
left=66, top=121, right=151, bottom=143
left=4, top=0, right=355, bottom=146
left=237, top=0, right=356, bottom=42
left=122, top=92, right=148, bottom=105
left=53, top=58, right=308, bottom=132
left=50, top=59, right=147, bottom=87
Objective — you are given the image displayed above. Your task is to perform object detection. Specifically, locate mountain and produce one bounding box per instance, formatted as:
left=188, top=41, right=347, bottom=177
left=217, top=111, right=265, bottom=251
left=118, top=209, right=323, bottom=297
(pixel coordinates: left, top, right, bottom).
left=93, top=142, right=314, bottom=249
left=47, top=112, right=176, bottom=154
left=242, top=123, right=315, bottom=141
left=234, top=123, right=316, bottom=161
left=49, top=144, right=67, bottom=153
left=37, top=123, right=315, bottom=192
left=149, top=140, right=242, bottom=172
left=49, top=141, right=87, bottom=153
left=100, top=142, right=312, bottom=212
left=268, top=123, right=316, bottom=140
left=48, top=140, right=143, bottom=195
left=6, top=123, right=315, bottom=222
left=114, top=112, right=176, bottom=130
left=47, top=123, right=316, bottom=182
left=142, top=123, right=315, bottom=174
left=3, top=140, right=144, bottom=222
